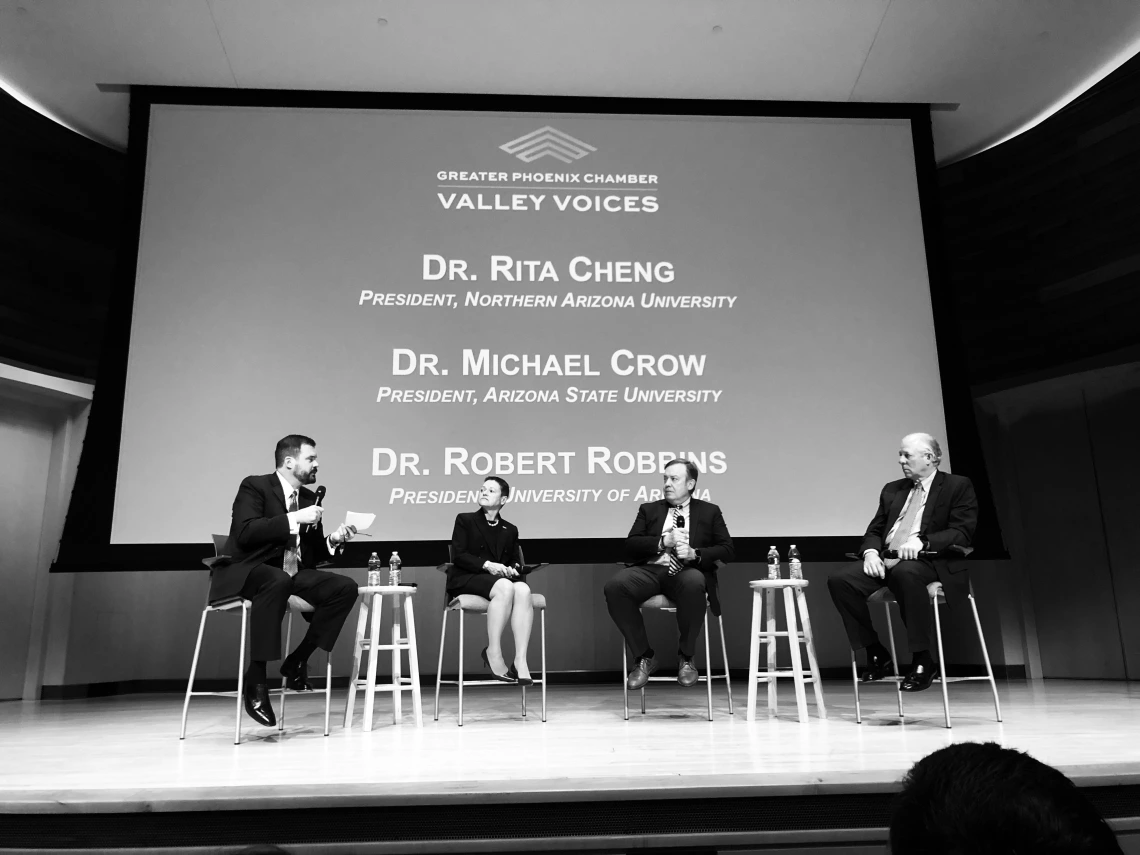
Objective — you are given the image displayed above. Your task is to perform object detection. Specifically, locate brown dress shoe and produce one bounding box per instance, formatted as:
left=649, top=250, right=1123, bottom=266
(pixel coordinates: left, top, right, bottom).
left=677, top=657, right=699, bottom=687
left=627, top=656, right=658, bottom=690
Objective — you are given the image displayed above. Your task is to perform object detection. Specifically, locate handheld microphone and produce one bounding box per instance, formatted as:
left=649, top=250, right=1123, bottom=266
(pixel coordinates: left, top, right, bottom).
left=304, top=486, right=326, bottom=532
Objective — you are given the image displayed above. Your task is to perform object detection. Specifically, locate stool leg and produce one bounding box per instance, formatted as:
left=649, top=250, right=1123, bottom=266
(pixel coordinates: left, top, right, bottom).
left=457, top=609, right=465, bottom=727
left=180, top=607, right=209, bottom=739
left=795, top=587, right=826, bottom=719
left=884, top=603, right=904, bottom=718
left=403, top=594, right=423, bottom=727
left=933, top=596, right=951, bottom=729
left=344, top=594, right=368, bottom=728
left=235, top=603, right=248, bottom=745
left=363, top=592, right=383, bottom=732
left=434, top=609, right=448, bottom=722
left=969, top=591, right=1002, bottom=722
left=391, top=593, right=403, bottom=725
left=746, top=591, right=761, bottom=721
left=540, top=608, right=547, bottom=722
left=717, top=615, right=733, bottom=715
left=852, top=649, right=862, bottom=724
left=766, top=589, right=778, bottom=715
left=622, top=643, right=629, bottom=721
left=279, top=609, right=293, bottom=731
left=783, top=587, right=809, bottom=723
left=704, top=610, right=713, bottom=721
left=323, top=652, right=332, bottom=736
left=521, top=683, right=527, bottom=718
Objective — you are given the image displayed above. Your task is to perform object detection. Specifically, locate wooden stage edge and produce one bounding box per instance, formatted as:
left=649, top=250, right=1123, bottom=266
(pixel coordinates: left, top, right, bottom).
left=3, top=679, right=1140, bottom=816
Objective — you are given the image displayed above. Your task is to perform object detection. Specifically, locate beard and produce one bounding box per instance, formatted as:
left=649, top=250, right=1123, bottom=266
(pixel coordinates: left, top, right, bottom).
left=296, top=466, right=318, bottom=485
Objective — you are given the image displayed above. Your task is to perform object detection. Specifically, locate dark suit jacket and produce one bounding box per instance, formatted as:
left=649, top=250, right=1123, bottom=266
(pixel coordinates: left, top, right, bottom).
left=624, top=498, right=735, bottom=614
left=208, top=473, right=339, bottom=603
left=447, top=511, right=521, bottom=595
left=859, top=470, right=978, bottom=603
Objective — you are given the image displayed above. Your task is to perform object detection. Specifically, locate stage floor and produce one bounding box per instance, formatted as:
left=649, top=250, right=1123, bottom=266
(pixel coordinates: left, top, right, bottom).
left=3, top=679, right=1140, bottom=814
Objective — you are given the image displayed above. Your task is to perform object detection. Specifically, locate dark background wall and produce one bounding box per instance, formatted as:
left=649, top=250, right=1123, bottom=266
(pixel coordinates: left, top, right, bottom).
left=4, top=52, right=1139, bottom=687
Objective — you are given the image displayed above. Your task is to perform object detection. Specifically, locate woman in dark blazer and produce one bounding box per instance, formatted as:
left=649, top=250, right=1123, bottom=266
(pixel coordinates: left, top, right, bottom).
left=448, top=476, right=534, bottom=684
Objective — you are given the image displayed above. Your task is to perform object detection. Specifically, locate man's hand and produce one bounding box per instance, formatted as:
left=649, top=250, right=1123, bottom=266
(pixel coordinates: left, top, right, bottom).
left=674, top=543, right=697, bottom=562
left=897, top=537, right=924, bottom=561
left=293, top=505, right=323, bottom=526
left=329, top=524, right=357, bottom=546
left=863, top=550, right=885, bottom=579
left=661, top=528, right=679, bottom=549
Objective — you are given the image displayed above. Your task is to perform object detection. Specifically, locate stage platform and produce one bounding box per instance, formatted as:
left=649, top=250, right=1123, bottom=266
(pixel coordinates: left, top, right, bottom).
left=2, top=679, right=1140, bottom=853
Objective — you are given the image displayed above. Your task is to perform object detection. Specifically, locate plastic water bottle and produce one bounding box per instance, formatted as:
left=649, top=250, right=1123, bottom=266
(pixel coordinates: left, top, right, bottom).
left=767, top=545, right=780, bottom=580
left=388, top=551, right=402, bottom=586
left=367, top=552, right=382, bottom=587
left=789, top=544, right=803, bottom=580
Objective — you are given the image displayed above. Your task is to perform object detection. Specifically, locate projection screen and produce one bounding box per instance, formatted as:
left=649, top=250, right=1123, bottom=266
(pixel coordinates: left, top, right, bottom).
left=105, top=98, right=951, bottom=553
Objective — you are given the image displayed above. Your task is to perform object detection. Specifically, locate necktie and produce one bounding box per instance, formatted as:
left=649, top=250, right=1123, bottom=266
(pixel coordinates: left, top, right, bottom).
left=668, top=508, right=684, bottom=572
left=885, top=483, right=923, bottom=565
left=283, top=490, right=300, bottom=577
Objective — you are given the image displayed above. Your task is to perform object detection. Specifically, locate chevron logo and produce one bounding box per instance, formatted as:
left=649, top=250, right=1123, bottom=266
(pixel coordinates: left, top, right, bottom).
left=499, top=126, right=597, bottom=164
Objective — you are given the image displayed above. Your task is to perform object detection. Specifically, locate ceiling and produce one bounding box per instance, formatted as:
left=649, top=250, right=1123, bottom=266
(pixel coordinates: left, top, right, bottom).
left=2, top=0, right=1140, bottom=163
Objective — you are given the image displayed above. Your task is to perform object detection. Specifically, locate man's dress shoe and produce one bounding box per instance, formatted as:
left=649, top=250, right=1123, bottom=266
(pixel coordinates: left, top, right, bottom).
left=280, top=658, right=313, bottom=692
left=901, top=662, right=939, bottom=692
left=677, top=657, right=699, bottom=688
left=627, top=656, right=658, bottom=690
left=860, top=652, right=895, bottom=682
left=243, top=681, right=276, bottom=727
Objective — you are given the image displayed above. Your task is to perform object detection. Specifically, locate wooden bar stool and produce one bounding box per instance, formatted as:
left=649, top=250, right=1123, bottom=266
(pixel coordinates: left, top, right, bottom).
left=745, top=578, right=826, bottom=722
left=344, top=584, right=423, bottom=730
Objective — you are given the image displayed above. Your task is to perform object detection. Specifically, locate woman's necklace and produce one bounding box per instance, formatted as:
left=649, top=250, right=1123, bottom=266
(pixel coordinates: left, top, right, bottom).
left=485, top=515, right=500, bottom=527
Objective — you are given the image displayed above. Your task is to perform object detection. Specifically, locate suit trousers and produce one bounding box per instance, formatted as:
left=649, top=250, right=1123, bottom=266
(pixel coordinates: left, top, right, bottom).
left=826, top=559, right=939, bottom=655
left=604, top=564, right=707, bottom=659
left=239, top=563, right=359, bottom=661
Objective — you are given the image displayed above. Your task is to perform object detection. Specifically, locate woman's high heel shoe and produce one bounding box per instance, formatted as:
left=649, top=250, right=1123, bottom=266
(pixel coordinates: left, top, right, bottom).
left=481, top=648, right=516, bottom=683
left=507, top=664, right=534, bottom=686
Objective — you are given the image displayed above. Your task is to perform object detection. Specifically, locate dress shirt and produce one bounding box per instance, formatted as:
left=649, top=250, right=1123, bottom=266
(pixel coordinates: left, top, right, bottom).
left=276, top=471, right=337, bottom=558
left=866, top=469, right=938, bottom=557
left=652, top=498, right=691, bottom=567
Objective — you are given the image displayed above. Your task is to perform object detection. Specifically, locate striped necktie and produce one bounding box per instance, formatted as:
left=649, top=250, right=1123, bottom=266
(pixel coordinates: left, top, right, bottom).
left=668, top=507, right=684, bottom=572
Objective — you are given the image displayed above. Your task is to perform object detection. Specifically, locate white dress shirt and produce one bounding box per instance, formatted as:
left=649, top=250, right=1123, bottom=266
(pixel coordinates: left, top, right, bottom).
left=866, top=469, right=938, bottom=556
left=652, top=498, right=691, bottom=567
left=276, top=471, right=337, bottom=559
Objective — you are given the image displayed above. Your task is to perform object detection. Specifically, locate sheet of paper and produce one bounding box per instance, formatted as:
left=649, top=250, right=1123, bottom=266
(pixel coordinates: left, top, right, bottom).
left=345, top=511, right=375, bottom=532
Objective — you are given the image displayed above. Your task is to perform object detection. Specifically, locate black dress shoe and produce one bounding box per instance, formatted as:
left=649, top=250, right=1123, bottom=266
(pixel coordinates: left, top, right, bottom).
left=901, top=662, right=939, bottom=692
left=243, top=681, right=276, bottom=727
left=481, top=648, right=517, bottom=683
left=677, top=657, right=699, bottom=688
left=506, top=665, right=534, bottom=686
left=627, top=656, right=658, bottom=690
left=861, top=651, right=895, bottom=682
left=280, top=658, right=313, bottom=692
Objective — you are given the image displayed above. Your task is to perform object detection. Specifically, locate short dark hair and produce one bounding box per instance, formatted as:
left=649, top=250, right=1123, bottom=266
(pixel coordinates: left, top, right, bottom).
left=484, top=475, right=510, bottom=498
left=275, top=434, right=316, bottom=468
left=890, top=742, right=1122, bottom=854
left=663, top=458, right=698, bottom=484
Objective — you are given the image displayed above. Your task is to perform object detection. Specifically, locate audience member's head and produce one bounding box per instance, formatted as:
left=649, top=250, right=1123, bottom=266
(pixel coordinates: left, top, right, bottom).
left=890, top=742, right=1122, bottom=854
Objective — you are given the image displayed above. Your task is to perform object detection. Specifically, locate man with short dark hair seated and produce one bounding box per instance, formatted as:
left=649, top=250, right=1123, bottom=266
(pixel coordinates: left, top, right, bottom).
left=211, top=434, right=359, bottom=727
left=605, top=459, right=734, bottom=690
left=891, top=742, right=1123, bottom=854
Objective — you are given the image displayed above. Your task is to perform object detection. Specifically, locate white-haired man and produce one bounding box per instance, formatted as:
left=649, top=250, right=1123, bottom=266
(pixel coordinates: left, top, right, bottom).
left=827, top=433, right=978, bottom=692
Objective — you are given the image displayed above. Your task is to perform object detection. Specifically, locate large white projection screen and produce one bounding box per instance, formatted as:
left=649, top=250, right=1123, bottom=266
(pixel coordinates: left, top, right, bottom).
left=112, top=105, right=949, bottom=544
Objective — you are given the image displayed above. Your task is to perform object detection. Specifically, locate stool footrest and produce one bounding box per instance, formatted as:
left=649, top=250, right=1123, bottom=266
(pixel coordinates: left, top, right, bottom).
left=757, top=632, right=807, bottom=639
left=755, top=672, right=815, bottom=680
